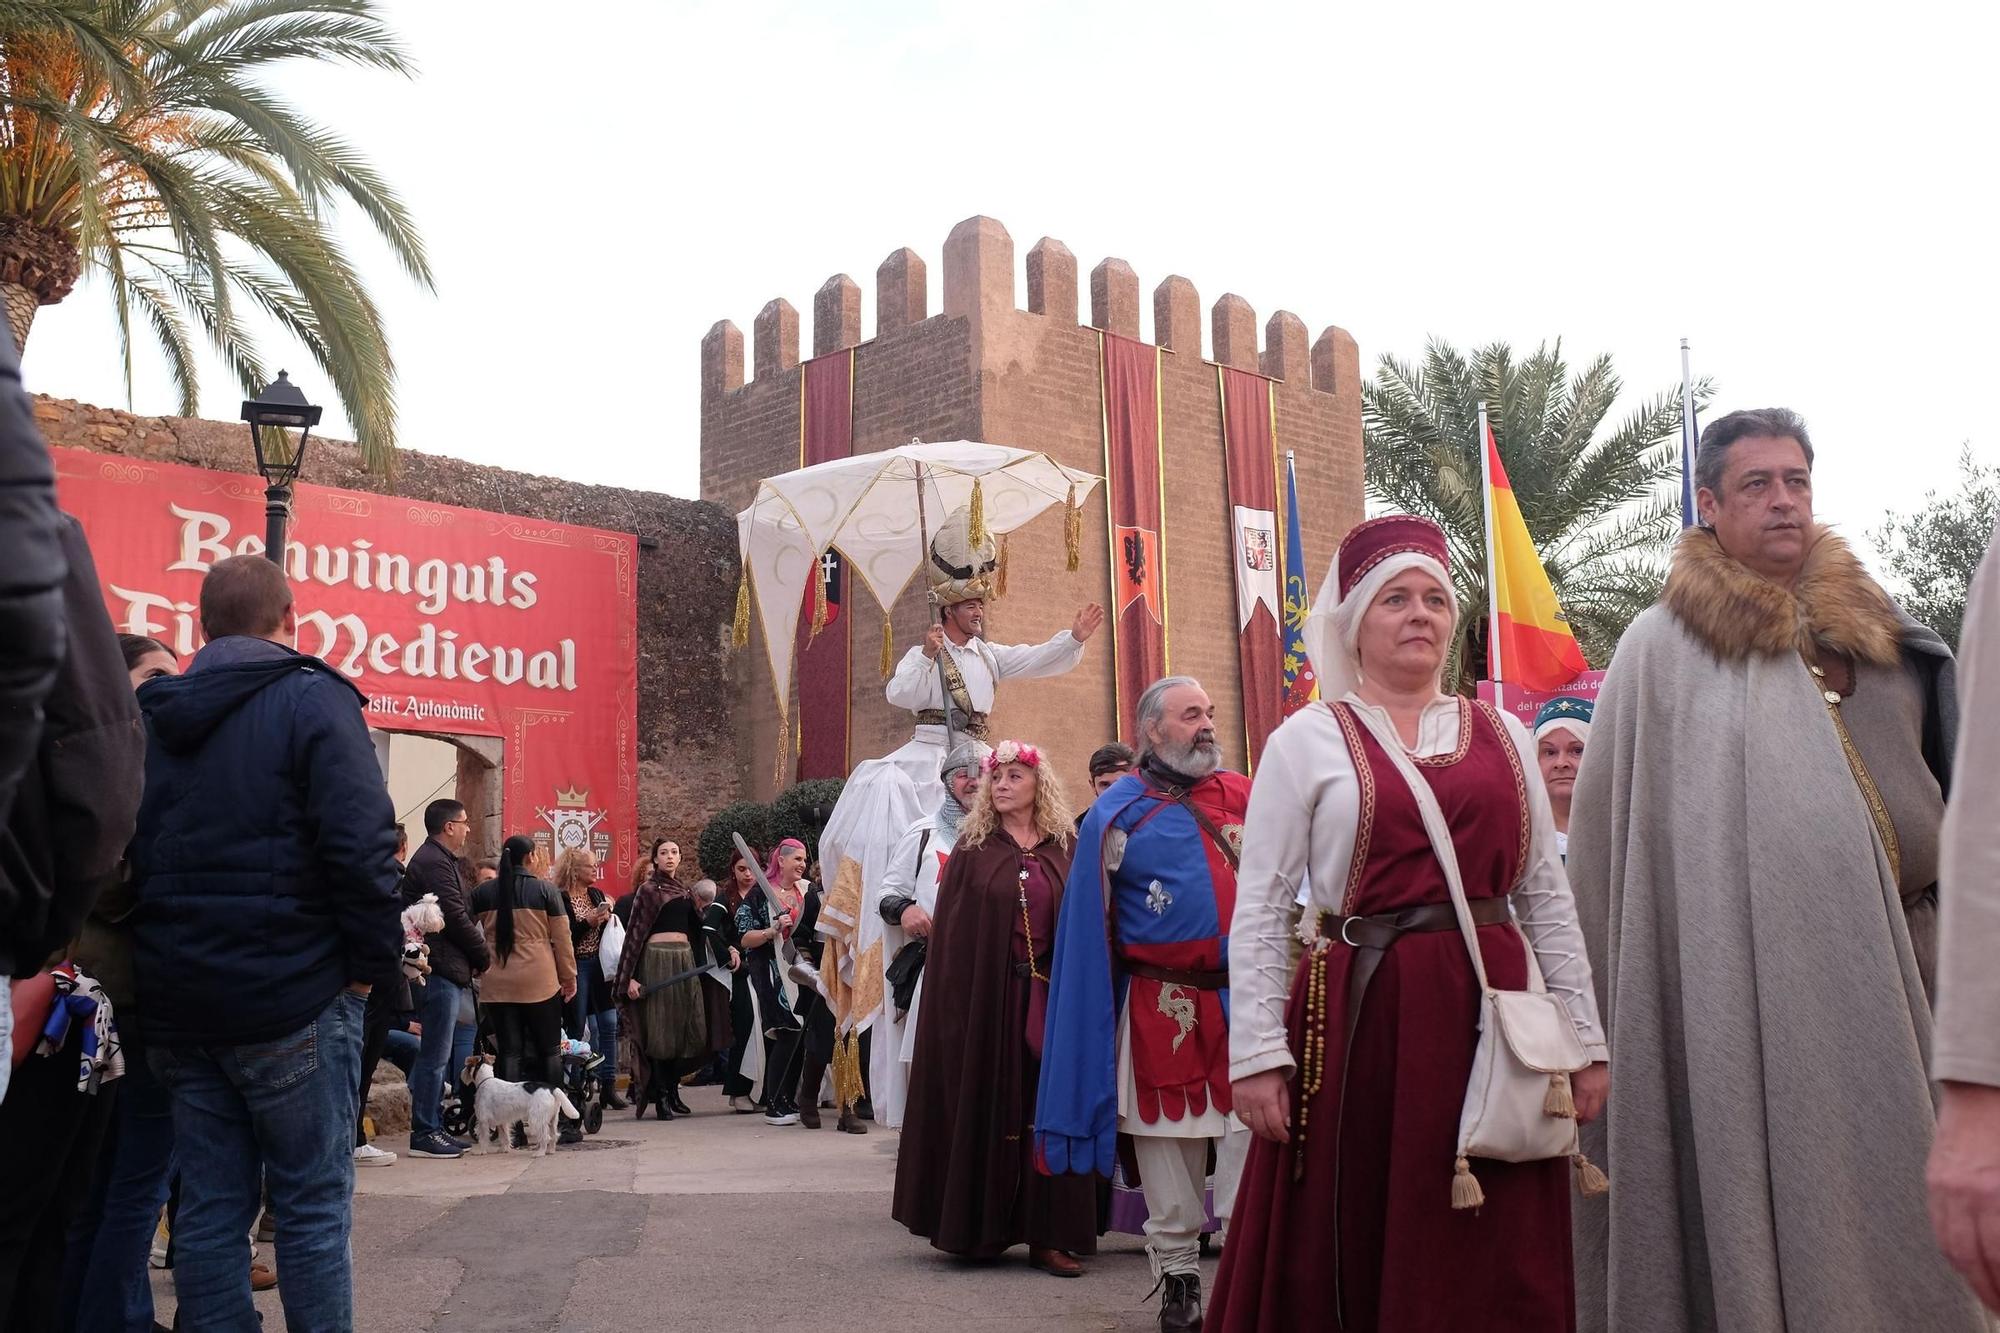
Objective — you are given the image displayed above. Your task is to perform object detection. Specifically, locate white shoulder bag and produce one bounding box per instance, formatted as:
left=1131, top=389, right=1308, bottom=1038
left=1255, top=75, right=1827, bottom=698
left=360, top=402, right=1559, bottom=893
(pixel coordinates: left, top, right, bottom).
left=1351, top=702, right=1606, bottom=1209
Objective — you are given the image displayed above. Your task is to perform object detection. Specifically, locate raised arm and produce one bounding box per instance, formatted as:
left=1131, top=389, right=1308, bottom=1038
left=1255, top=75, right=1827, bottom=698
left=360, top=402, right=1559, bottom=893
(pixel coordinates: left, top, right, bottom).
left=987, top=629, right=1085, bottom=681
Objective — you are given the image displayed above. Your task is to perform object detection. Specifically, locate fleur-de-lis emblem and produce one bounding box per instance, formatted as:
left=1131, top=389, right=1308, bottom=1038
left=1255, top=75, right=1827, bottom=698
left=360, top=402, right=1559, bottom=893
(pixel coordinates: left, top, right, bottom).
left=1146, top=879, right=1173, bottom=915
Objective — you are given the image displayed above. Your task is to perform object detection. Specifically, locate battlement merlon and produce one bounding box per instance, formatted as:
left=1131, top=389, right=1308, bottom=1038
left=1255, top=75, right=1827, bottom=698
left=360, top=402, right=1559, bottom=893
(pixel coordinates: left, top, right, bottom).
left=1264, top=311, right=1309, bottom=383
left=1154, top=275, right=1200, bottom=358
left=814, top=275, right=861, bottom=357
left=753, top=299, right=799, bottom=382
left=1213, top=293, right=1258, bottom=372
left=877, top=248, right=927, bottom=336
left=1090, top=259, right=1141, bottom=340
left=1026, top=238, right=1077, bottom=324
left=701, top=320, right=744, bottom=402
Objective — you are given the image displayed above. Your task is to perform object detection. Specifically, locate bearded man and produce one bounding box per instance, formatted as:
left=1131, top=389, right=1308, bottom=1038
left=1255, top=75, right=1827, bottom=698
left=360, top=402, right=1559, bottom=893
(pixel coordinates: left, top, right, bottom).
left=863, top=739, right=987, bottom=1129
left=1038, top=676, right=1251, bottom=1333
left=1569, top=407, right=1982, bottom=1330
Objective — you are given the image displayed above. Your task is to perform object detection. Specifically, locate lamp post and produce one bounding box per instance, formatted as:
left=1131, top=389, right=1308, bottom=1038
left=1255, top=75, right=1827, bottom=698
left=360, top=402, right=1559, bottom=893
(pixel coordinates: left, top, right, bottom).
left=241, top=371, right=323, bottom=567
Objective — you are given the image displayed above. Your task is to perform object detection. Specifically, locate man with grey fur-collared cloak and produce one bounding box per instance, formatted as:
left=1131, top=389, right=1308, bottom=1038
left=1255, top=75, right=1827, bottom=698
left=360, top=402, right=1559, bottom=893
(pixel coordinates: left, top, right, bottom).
left=1568, top=407, right=1984, bottom=1331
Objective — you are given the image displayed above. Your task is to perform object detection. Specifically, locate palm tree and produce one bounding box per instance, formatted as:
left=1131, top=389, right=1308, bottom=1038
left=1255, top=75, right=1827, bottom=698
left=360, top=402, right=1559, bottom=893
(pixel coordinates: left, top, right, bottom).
left=1363, top=338, right=1709, bottom=690
left=0, top=1, right=431, bottom=472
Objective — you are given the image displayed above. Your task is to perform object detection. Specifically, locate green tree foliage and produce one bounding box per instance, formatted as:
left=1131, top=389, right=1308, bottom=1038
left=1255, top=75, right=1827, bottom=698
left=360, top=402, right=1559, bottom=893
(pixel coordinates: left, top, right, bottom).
left=696, top=801, right=769, bottom=883
left=1870, top=446, right=1997, bottom=652
left=0, top=0, right=432, bottom=471
left=767, top=778, right=845, bottom=871
left=1363, top=338, right=1708, bottom=689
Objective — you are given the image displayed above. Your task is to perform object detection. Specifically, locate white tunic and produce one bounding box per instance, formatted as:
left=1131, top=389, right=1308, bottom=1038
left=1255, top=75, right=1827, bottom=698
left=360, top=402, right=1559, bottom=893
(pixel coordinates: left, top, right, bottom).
left=1228, top=693, right=1609, bottom=1085
left=866, top=812, right=957, bottom=1129
left=878, top=630, right=1088, bottom=805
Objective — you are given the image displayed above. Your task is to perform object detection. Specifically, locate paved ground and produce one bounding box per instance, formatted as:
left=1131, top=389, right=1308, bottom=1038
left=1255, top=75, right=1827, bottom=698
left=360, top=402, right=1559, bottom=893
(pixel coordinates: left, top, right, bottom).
left=150, top=1083, right=1212, bottom=1331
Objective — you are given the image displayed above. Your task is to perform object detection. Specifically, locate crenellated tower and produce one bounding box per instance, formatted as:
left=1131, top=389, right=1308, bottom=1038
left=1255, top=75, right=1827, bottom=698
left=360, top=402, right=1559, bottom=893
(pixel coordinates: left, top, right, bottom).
left=701, top=215, right=1365, bottom=797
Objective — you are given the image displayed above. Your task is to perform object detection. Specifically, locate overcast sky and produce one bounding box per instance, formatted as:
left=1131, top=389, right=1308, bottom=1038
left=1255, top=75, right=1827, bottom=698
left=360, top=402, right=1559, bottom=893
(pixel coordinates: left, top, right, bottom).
left=20, top=0, right=1997, bottom=572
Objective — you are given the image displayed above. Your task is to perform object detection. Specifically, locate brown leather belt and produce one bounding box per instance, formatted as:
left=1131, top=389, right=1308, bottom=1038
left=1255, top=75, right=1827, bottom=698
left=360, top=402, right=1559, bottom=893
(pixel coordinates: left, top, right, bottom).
left=1325, top=893, right=1515, bottom=1327
left=1118, top=956, right=1229, bottom=990
left=915, top=709, right=990, bottom=739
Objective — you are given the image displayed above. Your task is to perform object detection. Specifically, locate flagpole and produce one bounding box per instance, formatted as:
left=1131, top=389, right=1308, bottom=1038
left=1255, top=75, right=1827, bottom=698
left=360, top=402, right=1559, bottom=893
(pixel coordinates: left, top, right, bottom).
left=1477, top=400, right=1503, bottom=712
left=1679, top=337, right=1698, bottom=528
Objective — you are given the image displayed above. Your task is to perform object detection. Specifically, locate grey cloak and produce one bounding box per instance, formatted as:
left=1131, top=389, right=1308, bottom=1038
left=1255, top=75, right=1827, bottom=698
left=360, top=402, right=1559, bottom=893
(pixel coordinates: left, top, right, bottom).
left=1567, top=526, right=1981, bottom=1332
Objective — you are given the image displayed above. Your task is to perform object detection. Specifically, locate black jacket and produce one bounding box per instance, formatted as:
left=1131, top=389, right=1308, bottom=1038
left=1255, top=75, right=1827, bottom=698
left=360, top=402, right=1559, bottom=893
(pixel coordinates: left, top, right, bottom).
left=0, top=516, right=145, bottom=978
left=130, top=636, right=402, bottom=1045
left=0, top=329, right=71, bottom=940
left=402, top=835, right=489, bottom=988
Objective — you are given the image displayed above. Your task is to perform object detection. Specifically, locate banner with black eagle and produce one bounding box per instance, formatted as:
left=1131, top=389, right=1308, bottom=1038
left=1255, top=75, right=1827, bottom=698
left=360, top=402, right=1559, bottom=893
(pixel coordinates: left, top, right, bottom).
left=1099, top=332, right=1167, bottom=742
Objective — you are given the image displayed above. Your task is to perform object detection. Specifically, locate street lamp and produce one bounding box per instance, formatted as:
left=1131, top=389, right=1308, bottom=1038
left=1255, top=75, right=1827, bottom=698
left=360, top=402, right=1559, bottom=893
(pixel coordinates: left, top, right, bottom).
left=241, top=371, right=323, bottom=566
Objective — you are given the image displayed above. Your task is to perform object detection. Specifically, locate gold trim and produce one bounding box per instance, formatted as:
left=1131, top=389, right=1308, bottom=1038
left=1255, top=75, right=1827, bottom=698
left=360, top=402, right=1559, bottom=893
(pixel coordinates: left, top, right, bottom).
left=1475, top=700, right=1533, bottom=887
left=1809, top=658, right=1903, bottom=885
left=1331, top=702, right=1377, bottom=915
left=1219, top=363, right=1255, bottom=769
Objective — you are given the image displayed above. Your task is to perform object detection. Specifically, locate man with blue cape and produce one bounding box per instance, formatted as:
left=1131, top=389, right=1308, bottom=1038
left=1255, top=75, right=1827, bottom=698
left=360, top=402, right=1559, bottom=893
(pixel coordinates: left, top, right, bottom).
left=1036, top=675, right=1252, bottom=1333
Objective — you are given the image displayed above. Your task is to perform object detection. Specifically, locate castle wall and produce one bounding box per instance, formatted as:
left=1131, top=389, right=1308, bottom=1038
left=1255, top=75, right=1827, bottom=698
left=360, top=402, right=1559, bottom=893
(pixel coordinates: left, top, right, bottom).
left=702, top=215, right=1367, bottom=796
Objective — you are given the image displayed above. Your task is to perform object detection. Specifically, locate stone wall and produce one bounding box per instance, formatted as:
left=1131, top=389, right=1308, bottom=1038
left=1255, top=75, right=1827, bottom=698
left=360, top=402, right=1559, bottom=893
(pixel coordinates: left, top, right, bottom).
left=34, top=395, right=744, bottom=860
left=700, top=215, right=1367, bottom=793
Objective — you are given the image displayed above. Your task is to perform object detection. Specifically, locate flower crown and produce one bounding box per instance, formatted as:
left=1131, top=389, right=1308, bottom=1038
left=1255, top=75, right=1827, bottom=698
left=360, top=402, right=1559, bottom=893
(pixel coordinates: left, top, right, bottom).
left=983, top=740, right=1042, bottom=772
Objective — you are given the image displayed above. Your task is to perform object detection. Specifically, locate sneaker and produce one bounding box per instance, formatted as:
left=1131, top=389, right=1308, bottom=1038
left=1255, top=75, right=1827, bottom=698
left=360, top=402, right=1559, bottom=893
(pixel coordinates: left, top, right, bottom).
left=353, top=1143, right=397, bottom=1167
left=764, top=1103, right=801, bottom=1127
left=407, top=1130, right=465, bottom=1159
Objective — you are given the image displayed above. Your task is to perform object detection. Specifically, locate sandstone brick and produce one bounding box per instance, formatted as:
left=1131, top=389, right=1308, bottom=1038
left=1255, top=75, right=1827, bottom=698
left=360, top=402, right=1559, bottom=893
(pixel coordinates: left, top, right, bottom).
left=1213, top=294, right=1258, bottom=371
left=1026, top=237, right=1077, bottom=325
left=1154, top=276, right=1201, bottom=357
left=1090, top=259, right=1140, bottom=339
left=813, top=274, right=861, bottom=357
left=876, top=248, right=927, bottom=335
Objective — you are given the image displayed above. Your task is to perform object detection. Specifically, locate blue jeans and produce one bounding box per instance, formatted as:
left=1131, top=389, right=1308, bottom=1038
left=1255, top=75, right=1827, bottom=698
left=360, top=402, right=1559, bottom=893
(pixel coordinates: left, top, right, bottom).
left=407, top=974, right=461, bottom=1138
left=570, top=953, right=618, bottom=1087
left=586, top=1004, right=619, bottom=1087
left=63, top=1026, right=176, bottom=1333
left=150, top=988, right=364, bottom=1333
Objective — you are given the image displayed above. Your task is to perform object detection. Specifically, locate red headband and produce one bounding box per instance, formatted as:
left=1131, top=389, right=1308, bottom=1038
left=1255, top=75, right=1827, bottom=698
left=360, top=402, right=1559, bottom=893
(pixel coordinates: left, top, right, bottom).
left=1335, top=515, right=1449, bottom=602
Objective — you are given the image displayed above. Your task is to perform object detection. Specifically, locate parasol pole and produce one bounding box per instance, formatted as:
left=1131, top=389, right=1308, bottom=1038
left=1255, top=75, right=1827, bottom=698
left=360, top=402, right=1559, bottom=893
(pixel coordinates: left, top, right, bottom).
left=915, top=461, right=956, bottom=756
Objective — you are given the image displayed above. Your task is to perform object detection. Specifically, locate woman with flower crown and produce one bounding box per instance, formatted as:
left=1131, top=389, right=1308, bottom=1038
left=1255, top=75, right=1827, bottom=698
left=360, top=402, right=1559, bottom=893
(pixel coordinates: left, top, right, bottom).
left=891, top=740, right=1099, bottom=1276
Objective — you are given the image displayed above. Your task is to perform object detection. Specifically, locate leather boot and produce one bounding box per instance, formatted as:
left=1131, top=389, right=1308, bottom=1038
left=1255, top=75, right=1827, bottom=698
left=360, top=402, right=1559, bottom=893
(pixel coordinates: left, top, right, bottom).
left=837, top=1104, right=868, bottom=1134
left=1157, top=1271, right=1201, bottom=1332
left=796, top=1049, right=826, bottom=1129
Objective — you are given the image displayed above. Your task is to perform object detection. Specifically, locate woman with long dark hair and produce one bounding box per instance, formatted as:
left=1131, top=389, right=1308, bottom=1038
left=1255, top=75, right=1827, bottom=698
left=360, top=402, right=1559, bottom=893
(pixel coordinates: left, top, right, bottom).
left=721, top=846, right=762, bottom=1113
left=470, top=835, right=576, bottom=1088
left=613, top=837, right=709, bottom=1119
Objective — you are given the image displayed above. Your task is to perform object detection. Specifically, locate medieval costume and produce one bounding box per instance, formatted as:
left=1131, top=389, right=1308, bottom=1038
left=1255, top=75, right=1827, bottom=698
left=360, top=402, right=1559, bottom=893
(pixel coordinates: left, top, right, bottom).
left=1532, top=695, right=1592, bottom=861
left=696, top=894, right=739, bottom=1062
left=864, top=739, right=988, bottom=1128
left=1938, top=517, right=2000, bottom=1087
left=891, top=803, right=1098, bottom=1261
left=734, top=845, right=807, bottom=1122
left=1568, top=523, right=1980, bottom=1332
left=1211, top=516, right=1607, bottom=1333
left=1036, top=752, right=1253, bottom=1300
left=820, top=507, right=1090, bottom=1119
left=613, top=869, right=709, bottom=1119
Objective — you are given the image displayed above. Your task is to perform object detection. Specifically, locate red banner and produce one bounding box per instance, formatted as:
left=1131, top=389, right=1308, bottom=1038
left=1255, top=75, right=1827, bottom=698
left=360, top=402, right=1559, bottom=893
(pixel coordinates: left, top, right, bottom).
left=1101, top=332, right=1166, bottom=742
left=1217, top=367, right=1283, bottom=770
left=53, top=447, right=640, bottom=888
left=794, top=350, right=854, bottom=781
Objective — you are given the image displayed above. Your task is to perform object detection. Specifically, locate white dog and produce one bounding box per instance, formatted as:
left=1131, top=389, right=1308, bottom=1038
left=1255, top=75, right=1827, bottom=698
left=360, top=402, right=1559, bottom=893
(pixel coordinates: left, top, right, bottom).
left=462, top=1055, right=579, bottom=1158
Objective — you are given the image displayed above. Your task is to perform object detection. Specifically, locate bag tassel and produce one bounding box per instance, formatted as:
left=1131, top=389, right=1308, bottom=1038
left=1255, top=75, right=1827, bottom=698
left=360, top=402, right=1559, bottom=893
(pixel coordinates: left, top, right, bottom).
left=833, top=1030, right=865, bottom=1109
left=1451, top=1156, right=1486, bottom=1211
left=967, top=476, right=986, bottom=547
left=809, top=558, right=829, bottom=639
left=1573, top=1152, right=1609, bottom=1197
left=881, top=615, right=895, bottom=679
left=1064, top=483, right=1081, bottom=572
left=995, top=534, right=1010, bottom=599
left=1544, top=1071, right=1576, bottom=1119
left=732, top=572, right=751, bottom=648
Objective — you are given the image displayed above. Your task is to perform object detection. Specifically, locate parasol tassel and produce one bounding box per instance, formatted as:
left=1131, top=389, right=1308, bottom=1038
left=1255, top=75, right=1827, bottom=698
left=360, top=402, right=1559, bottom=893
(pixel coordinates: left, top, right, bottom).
left=809, top=557, right=829, bottom=639
left=881, top=614, right=895, bottom=679
left=996, top=533, right=1010, bottom=599
left=967, top=476, right=986, bottom=547
left=774, top=704, right=790, bottom=786
left=732, top=571, right=751, bottom=648
left=1064, top=483, right=1081, bottom=572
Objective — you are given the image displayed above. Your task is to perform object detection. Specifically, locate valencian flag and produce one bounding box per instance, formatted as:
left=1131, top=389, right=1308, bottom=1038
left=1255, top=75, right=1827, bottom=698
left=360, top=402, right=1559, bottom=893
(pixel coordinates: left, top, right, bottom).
left=1280, top=452, right=1318, bottom=712
left=1481, top=419, right=1588, bottom=690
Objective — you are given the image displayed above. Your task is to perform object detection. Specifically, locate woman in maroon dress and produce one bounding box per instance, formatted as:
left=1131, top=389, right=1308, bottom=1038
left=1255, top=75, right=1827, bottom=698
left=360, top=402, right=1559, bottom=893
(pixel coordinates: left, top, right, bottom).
left=891, top=739, right=1098, bottom=1276
left=1211, top=515, right=1611, bottom=1331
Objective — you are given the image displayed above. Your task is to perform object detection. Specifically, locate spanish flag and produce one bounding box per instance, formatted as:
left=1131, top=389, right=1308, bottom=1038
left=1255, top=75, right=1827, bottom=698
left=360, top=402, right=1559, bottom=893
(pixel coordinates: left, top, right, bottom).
left=1483, top=422, right=1588, bottom=690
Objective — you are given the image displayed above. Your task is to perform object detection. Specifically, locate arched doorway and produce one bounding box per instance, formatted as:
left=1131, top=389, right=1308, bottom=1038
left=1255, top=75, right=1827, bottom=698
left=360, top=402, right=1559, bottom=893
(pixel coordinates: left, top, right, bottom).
left=374, top=730, right=503, bottom=863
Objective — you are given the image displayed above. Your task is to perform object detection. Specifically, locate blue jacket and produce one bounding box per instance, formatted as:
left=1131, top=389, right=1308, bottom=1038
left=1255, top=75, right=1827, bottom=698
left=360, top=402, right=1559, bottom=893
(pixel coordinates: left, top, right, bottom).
left=131, top=635, right=402, bottom=1046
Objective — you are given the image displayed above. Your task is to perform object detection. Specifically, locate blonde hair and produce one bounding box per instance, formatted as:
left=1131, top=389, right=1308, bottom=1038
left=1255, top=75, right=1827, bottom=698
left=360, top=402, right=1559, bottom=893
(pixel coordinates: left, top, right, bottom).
left=958, top=744, right=1075, bottom=851
left=553, top=848, right=596, bottom=896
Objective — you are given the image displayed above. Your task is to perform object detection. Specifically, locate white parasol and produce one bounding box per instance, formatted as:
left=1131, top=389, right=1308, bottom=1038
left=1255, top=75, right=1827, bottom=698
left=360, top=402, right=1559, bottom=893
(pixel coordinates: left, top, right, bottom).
left=733, top=440, right=1100, bottom=719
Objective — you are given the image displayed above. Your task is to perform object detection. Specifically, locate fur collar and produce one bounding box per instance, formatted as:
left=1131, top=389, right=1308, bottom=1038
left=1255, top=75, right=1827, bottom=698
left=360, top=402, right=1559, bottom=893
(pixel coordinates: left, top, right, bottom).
left=1663, top=525, right=1903, bottom=666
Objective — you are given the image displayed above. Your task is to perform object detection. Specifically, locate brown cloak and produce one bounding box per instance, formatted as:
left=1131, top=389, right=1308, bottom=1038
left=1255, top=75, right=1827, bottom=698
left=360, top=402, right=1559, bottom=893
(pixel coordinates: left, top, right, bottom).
left=891, top=828, right=1098, bottom=1259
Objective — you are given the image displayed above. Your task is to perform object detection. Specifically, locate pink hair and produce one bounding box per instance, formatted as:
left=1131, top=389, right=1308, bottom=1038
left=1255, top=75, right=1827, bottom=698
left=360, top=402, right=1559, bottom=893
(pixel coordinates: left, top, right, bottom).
left=764, top=837, right=807, bottom=884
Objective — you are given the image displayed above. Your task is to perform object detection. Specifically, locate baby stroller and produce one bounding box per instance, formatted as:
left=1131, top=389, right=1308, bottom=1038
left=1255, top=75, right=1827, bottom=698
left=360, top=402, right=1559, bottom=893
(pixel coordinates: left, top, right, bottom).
left=558, top=1036, right=606, bottom=1138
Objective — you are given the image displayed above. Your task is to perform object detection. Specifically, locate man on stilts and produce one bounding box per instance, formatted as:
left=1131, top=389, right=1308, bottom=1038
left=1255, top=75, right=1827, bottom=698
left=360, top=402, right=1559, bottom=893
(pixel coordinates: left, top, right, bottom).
left=1036, top=675, right=1251, bottom=1333
left=820, top=505, right=1102, bottom=1125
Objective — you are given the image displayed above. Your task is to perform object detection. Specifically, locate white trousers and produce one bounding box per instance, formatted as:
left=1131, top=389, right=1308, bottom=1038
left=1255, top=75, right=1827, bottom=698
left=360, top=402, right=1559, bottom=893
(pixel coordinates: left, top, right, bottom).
left=1131, top=1123, right=1251, bottom=1279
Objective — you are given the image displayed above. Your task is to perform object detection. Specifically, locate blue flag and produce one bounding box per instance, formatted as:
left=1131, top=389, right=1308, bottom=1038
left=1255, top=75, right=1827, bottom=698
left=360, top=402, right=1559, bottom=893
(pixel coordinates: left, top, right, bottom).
left=1281, top=453, right=1317, bottom=712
